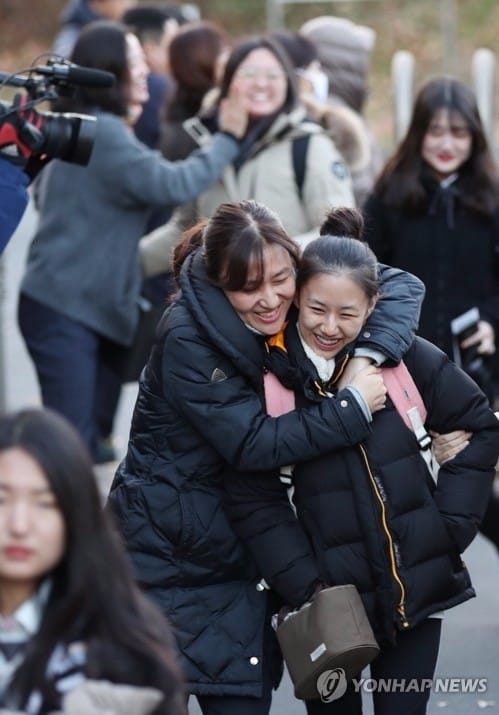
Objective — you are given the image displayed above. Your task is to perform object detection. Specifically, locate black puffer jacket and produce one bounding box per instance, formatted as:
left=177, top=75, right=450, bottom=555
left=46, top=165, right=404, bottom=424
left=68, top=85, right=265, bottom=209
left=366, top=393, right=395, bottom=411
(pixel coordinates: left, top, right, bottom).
left=108, top=250, right=424, bottom=695
left=225, top=324, right=499, bottom=647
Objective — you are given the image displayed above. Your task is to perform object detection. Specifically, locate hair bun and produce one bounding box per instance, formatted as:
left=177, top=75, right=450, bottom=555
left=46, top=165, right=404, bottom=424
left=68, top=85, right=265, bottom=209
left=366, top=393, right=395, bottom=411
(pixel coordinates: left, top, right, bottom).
left=320, top=206, right=364, bottom=240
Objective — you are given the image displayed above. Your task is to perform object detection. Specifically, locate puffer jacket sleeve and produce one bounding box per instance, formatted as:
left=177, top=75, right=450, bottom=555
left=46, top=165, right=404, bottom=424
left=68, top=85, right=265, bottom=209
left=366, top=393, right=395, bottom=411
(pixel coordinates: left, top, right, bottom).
left=355, top=264, right=425, bottom=362
left=408, top=338, right=499, bottom=553
left=162, top=324, right=371, bottom=470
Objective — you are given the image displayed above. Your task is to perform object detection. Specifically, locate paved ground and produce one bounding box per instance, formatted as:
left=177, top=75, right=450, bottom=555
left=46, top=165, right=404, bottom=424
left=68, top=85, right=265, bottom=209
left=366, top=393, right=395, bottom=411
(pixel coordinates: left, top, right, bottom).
left=2, top=200, right=499, bottom=713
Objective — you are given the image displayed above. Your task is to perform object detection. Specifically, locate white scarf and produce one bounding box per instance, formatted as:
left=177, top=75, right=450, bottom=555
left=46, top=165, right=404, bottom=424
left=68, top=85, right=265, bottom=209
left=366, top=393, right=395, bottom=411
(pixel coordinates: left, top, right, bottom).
left=297, top=325, right=336, bottom=384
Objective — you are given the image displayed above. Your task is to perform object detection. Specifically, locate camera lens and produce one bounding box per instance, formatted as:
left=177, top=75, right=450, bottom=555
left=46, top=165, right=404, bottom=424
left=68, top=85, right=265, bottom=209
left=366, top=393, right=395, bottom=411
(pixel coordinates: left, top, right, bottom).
left=38, top=110, right=97, bottom=165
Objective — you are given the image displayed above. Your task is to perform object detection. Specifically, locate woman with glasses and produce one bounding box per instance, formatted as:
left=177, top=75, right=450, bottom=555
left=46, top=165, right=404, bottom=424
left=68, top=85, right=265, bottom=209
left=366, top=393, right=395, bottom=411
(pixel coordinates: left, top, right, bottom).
left=139, top=35, right=355, bottom=279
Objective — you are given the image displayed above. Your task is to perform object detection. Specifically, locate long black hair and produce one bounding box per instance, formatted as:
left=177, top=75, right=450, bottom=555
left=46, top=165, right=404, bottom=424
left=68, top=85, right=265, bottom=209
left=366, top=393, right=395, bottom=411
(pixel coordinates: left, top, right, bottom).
left=0, top=408, right=184, bottom=713
left=54, top=20, right=132, bottom=116
left=374, top=75, right=499, bottom=216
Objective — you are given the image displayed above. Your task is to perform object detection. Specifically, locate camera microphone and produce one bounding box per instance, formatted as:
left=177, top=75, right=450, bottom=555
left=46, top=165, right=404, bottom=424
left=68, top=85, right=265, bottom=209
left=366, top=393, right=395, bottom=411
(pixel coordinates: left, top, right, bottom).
left=34, top=63, right=115, bottom=88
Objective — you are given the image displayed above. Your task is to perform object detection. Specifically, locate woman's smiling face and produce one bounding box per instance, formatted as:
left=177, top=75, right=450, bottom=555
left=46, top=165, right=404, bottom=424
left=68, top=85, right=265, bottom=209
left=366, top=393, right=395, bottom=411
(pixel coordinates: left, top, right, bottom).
left=224, top=243, right=296, bottom=336
left=230, top=48, right=288, bottom=120
left=296, top=272, right=377, bottom=359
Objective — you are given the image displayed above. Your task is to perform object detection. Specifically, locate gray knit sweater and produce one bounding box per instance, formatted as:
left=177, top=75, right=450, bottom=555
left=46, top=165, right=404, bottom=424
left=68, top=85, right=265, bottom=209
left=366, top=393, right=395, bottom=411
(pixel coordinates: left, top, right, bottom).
left=21, top=111, right=238, bottom=345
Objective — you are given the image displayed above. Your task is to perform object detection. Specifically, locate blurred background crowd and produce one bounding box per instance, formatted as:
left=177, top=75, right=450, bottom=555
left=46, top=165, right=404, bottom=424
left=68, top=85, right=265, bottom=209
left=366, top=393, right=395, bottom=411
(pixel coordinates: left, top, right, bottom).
left=0, top=3, right=499, bottom=712
left=1, top=0, right=499, bottom=153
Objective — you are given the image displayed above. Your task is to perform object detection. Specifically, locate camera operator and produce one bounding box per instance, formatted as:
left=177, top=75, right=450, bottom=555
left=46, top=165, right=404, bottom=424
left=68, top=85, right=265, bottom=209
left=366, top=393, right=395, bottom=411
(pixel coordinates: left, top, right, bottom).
left=17, top=19, right=247, bottom=461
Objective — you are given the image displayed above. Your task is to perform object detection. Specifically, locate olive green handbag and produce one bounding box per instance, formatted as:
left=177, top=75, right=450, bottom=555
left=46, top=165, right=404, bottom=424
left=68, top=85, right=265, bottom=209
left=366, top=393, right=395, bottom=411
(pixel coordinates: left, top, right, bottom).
left=275, top=584, right=379, bottom=701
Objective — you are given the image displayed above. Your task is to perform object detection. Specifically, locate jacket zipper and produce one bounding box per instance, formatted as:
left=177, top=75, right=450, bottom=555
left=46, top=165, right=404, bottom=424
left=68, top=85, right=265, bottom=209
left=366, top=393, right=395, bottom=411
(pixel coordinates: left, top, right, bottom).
left=358, top=444, right=410, bottom=629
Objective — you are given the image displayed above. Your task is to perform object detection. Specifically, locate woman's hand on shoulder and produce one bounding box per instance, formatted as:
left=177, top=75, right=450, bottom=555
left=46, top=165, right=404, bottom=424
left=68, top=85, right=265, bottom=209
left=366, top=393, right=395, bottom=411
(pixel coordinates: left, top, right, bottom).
left=337, top=356, right=373, bottom=391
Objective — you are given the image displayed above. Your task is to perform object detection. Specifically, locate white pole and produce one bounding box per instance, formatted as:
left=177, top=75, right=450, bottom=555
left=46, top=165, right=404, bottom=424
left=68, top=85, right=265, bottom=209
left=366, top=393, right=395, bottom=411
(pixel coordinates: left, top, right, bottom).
left=266, top=0, right=284, bottom=30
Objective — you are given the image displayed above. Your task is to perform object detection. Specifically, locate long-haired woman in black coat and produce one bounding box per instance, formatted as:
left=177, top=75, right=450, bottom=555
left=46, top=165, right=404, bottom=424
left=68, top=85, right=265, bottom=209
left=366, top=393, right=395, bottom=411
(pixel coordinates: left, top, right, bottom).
left=363, top=75, right=499, bottom=553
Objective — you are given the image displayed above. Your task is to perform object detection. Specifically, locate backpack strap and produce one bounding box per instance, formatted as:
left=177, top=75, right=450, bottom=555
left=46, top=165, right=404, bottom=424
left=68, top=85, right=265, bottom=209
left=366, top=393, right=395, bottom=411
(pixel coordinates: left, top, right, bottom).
left=263, top=371, right=296, bottom=417
left=291, top=133, right=311, bottom=201
left=381, top=361, right=431, bottom=450
left=264, top=360, right=436, bottom=481
left=264, top=359, right=430, bottom=444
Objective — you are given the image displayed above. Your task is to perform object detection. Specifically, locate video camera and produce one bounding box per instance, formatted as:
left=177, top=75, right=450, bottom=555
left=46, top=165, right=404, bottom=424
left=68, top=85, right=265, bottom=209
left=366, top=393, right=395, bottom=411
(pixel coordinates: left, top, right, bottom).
left=0, top=58, right=115, bottom=165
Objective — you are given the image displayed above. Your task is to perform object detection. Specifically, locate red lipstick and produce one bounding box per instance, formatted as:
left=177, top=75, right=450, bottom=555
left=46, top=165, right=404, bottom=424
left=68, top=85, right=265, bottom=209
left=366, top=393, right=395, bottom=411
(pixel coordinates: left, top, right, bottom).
left=4, top=546, right=32, bottom=559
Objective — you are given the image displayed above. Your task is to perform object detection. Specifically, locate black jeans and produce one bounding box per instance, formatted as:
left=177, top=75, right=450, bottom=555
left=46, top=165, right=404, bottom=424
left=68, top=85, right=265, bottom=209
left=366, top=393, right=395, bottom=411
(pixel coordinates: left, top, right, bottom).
left=306, top=618, right=442, bottom=715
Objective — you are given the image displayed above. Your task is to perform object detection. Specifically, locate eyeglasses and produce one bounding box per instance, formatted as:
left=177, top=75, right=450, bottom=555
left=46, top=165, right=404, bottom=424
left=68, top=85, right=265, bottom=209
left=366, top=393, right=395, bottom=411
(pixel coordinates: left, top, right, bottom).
left=235, top=67, right=286, bottom=82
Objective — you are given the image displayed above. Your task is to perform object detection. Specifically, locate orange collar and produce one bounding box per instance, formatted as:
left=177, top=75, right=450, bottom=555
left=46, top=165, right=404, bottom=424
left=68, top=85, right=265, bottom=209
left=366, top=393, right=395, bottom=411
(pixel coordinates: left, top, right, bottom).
left=266, top=323, right=288, bottom=352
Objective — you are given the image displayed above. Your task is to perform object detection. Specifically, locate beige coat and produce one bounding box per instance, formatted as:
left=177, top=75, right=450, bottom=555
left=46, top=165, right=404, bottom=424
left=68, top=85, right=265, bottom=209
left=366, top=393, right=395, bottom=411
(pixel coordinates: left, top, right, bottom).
left=140, top=106, right=354, bottom=277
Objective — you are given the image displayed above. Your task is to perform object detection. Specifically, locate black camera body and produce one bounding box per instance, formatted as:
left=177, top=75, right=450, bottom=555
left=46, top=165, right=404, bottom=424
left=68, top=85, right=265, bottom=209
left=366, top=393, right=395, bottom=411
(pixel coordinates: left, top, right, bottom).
left=0, top=59, right=115, bottom=166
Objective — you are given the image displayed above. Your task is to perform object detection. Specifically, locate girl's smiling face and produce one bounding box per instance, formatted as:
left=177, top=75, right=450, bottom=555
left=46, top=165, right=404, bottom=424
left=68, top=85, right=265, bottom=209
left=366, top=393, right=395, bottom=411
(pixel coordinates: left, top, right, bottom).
left=296, top=272, right=377, bottom=359
left=126, top=32, right=150, bottom=107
